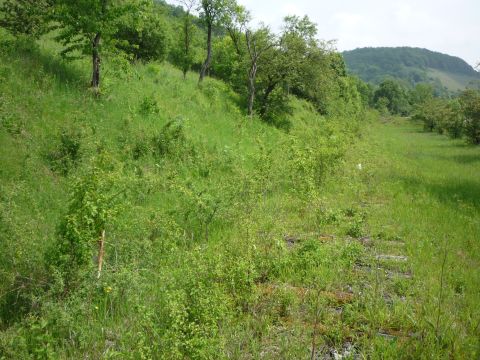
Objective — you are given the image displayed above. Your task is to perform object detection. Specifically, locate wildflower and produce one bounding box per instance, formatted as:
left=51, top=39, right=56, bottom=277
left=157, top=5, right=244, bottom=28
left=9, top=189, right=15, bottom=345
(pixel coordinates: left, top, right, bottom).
left=104, top=286, right=113, bottom=294
left=357, top=163, right=363, bottom=170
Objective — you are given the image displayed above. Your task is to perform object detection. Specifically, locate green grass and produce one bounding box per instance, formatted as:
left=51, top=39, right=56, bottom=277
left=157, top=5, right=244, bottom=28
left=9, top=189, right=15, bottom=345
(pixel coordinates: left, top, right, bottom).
left=0, top=33, right=479, bottom=359
left=427, top=68, right=480, bottom=92
left=319, top=117, right=480, bottom=358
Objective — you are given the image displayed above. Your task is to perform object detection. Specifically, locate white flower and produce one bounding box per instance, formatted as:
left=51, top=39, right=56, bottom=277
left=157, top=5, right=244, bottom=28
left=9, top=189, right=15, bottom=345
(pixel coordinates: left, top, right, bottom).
left=357, top=163, right=363, bottom=170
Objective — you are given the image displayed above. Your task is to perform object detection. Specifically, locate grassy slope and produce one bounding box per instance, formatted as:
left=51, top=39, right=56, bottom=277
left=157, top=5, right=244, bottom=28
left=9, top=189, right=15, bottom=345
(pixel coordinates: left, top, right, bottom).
left=1, top=31, right=479, bottom=358
left=0, top=34, right=364, bottom=358
left=427, top=68, right=479, bottom=91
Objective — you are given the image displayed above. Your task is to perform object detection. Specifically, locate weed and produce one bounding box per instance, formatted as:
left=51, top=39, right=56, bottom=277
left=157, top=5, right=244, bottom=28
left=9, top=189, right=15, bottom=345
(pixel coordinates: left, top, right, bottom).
left=139, top=95, right=160, bottom=116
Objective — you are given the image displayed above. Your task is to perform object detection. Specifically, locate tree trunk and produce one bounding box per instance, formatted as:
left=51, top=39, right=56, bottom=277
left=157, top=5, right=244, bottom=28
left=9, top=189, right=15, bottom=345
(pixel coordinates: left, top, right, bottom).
left=260, top=82, right=276, bottom=117
left=199, top=22, right=212, bottom=84
left=91, top=33, right=101, bottom=90
left=248, top=61, right=257, bottom=116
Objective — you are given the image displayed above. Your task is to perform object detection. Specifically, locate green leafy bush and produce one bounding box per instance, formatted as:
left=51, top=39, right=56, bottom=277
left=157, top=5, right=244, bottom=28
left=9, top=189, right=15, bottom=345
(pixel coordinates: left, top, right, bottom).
left=46, top=126, right=83, bottom=175
left=47, top=154, right=125, bottom=291
left=139, top=95, right=160, bottom=116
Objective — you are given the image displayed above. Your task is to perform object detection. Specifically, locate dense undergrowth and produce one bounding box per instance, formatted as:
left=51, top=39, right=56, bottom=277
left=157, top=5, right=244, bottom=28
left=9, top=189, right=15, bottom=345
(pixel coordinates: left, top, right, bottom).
left=0, top=33, right=371, bottom=359
left=1, top=30, right=479, bottom=359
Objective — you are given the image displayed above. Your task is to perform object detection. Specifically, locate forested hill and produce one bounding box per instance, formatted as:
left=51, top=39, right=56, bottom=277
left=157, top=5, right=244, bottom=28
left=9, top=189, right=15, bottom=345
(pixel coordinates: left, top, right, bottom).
left=343, top=47, right=480, bottom=92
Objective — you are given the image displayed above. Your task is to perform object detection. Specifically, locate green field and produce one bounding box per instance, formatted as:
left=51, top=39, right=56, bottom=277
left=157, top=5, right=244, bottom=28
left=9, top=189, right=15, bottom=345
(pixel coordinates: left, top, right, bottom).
left=427, top=68, right=480, bottom=92
left=318, top=118, right=480, bottom=357
left=0, top=33, right=479, bottom=359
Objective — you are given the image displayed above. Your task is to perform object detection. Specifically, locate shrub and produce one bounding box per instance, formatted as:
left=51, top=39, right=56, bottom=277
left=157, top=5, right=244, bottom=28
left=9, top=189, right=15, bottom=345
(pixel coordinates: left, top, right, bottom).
left=288, top=135, right=346, bottom=198
left=131, top=132, right=151, bottom=160
left=138, top=95, right=160, bottom=116
left=46, top=126, right=83, bottom=175
left=151, top=120, right=193, bottom=160
left=47, top=154, right=124, bottom=292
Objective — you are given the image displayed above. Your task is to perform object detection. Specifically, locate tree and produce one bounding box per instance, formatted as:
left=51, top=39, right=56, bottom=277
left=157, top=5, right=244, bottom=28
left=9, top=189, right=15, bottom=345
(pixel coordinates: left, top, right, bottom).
left=52, top=0, right=135, bottom=91
left=352, top=76, right=374, bottom=108
left=460, top=89, right=480, bottom=144
left=254, top=16, right=330, bottom=120
left=373, top=79, right=410, bottom=115
left=442, top=100, right=464, bottom=139
left=409, top=83, right=434, bottom=106
left=0, top=0, right=53, bottom=38
left=223, top=2, right=249, bottom=57
left=197, top=0, right=233, bottom=83
left=412, top=97, right=444, bottom=132
left=174, top=0, right=198, bottom=78
left=114, top=3, right=169, bottom=62
left=223, top=4, right=276, bottom=116
left=244, top=27, right=276, bottom=116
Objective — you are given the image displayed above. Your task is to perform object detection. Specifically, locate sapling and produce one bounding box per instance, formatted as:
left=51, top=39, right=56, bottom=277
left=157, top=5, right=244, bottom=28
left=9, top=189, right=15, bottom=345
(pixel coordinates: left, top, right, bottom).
left=49, top=153, right=125, bottom=290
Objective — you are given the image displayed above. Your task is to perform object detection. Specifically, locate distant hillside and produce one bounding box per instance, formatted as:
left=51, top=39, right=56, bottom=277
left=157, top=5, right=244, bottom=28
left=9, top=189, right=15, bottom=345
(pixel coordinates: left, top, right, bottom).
left=343, top=47, right=480, bottom=93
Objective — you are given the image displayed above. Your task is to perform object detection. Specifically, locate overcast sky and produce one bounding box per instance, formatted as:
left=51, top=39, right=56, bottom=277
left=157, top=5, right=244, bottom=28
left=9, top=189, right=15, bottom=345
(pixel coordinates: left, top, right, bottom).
left=233, top=0, right=479, bottom=66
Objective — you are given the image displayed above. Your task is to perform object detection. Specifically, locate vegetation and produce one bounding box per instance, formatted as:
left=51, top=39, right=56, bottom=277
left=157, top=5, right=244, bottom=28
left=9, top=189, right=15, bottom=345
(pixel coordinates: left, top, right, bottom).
left=0, top=0, right=479, bottom=358
left=412, top=87, right=480, bottom=144
left=0, top=0, right=52, bottom=38
left=343, top=47, right=480, bottom=93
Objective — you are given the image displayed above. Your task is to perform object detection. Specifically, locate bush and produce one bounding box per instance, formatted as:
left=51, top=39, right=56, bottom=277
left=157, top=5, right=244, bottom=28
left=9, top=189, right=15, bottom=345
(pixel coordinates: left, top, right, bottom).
left=151, top=119, right=193, bottom=160
left=46, top=126, right=83, bottom=175
left=288, top=134, right=346, bottom=198
left=138, top=95, right=160, bottom=116
left=47, top=154, right=124, bottom=291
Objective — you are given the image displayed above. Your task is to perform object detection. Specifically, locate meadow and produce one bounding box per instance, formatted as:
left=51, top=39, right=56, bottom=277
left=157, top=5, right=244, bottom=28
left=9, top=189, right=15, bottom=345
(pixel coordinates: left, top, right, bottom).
left=0, top=31, right=479, bottom=359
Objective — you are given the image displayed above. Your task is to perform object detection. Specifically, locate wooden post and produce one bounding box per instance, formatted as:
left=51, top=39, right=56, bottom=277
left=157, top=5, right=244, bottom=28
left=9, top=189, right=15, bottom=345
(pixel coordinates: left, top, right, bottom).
left=97, top=229, right=105, bottom=279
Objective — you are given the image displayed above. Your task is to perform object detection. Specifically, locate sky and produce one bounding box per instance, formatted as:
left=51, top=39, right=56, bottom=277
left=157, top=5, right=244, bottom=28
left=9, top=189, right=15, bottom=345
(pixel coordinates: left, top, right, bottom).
left=227, top=0, right=479, bottom=66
